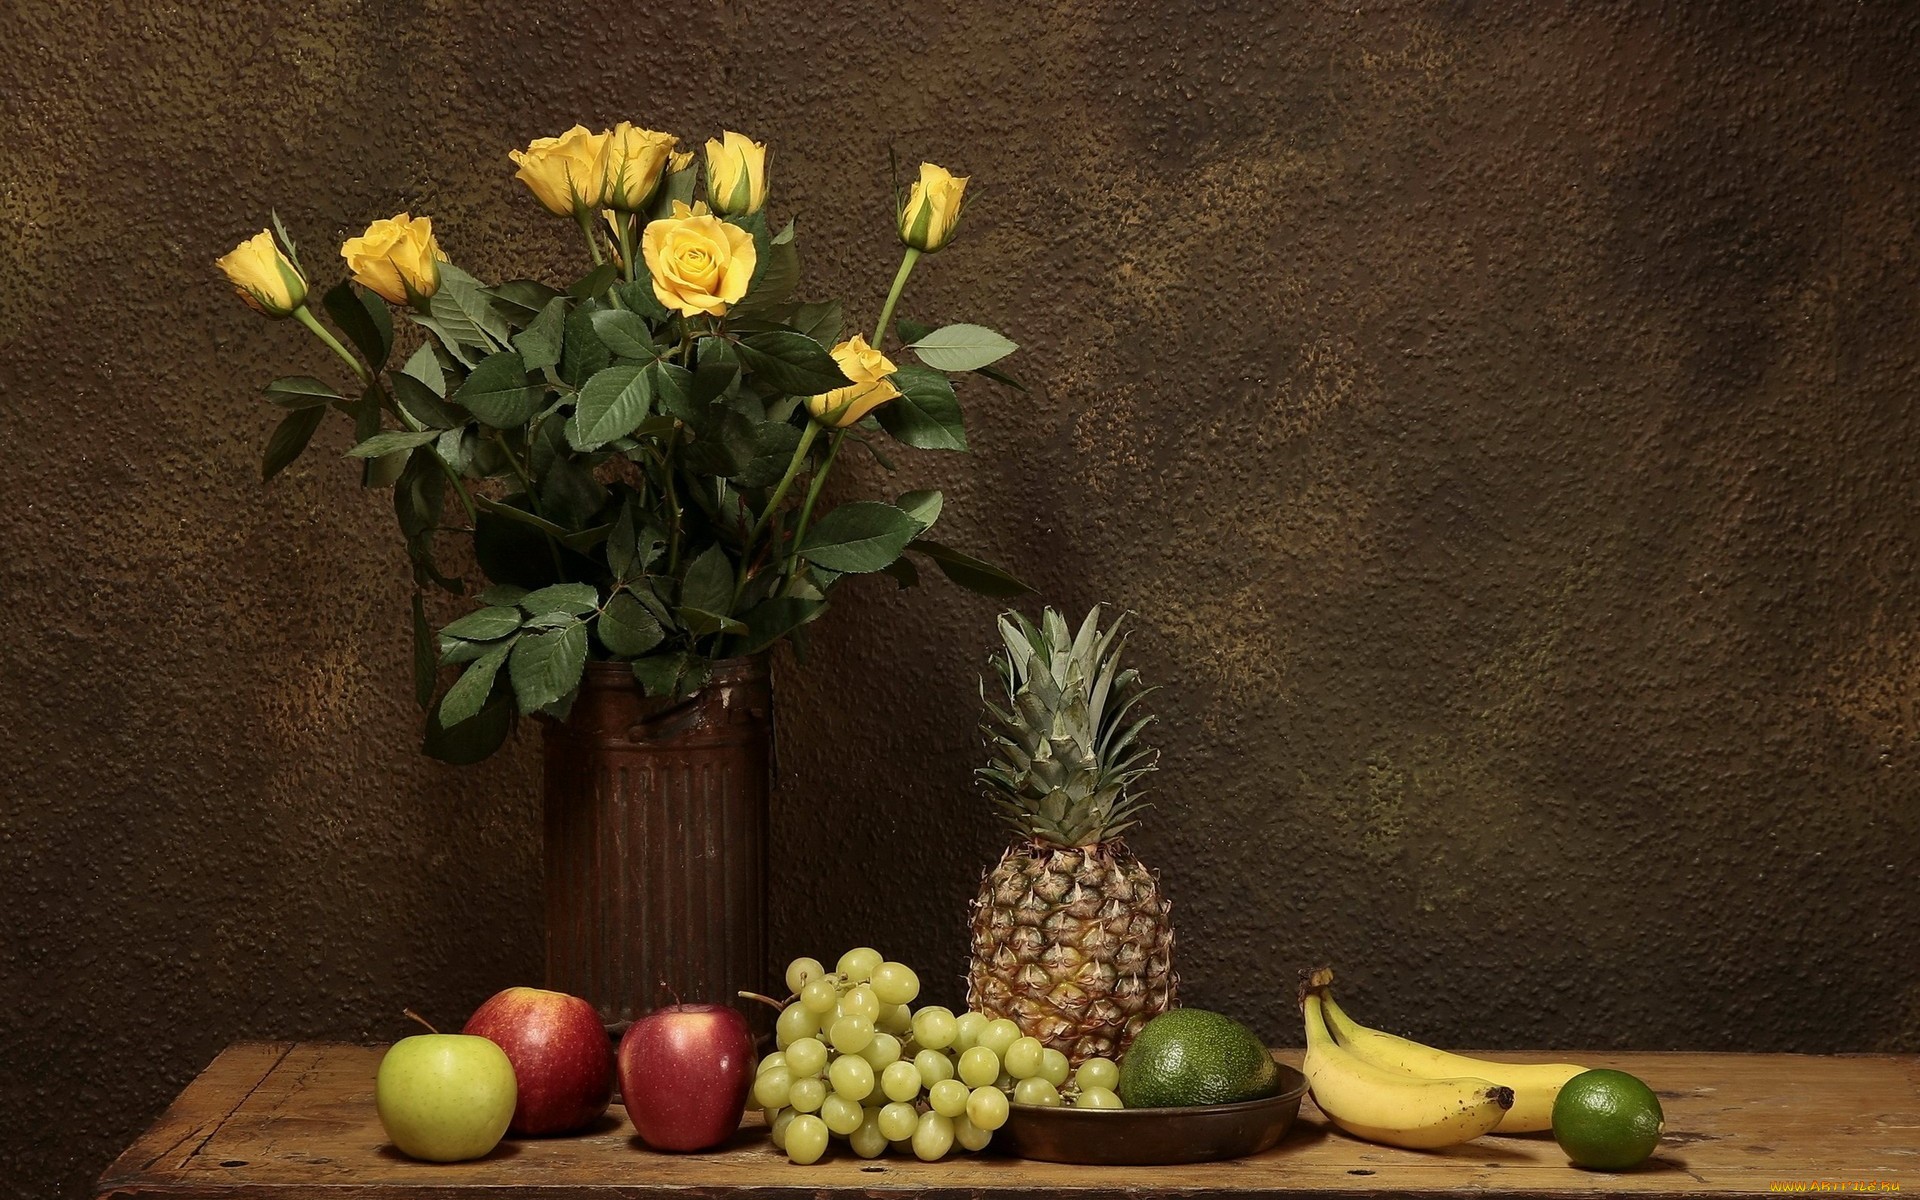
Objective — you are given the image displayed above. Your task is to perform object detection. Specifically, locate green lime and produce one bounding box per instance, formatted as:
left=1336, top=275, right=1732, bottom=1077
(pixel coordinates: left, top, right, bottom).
left=1552, top=1069, right=1665, bottom=1170
left=1116, top=1009, right=1280, bottom=1108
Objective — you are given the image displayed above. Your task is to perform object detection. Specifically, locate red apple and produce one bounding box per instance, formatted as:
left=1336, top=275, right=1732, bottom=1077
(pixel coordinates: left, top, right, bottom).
left=462, top=986, right=614, bottom=1136
left=618, top=1003, right=755, bottom=1151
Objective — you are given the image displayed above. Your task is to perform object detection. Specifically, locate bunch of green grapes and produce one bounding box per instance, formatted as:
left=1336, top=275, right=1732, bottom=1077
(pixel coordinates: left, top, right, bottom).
left=753, top=949, right=1125, bottom=1166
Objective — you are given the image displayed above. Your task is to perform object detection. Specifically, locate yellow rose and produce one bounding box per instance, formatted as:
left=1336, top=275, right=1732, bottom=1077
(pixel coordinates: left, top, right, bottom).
left=704, top=130, right=768, bottom=216
left=605, top=122, right=677, bottom=211
left=215, top=229, right=307, bottom=317
left=340, top=213, right=444, bottom=307
left=509, top=125, right=610, bottom=215
left=667, top=148, right=695, bottom=174
left=898, top=161, right=969, bottom=253
left=805, top=336, right=900, bottom=426
left=641, top=200, right=757, bottom=317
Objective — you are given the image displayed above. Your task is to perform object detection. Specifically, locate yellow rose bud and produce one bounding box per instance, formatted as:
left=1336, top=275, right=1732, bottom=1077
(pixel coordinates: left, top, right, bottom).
left=805, top=336, right=900, bottom=427
left=509, top=125, right=611, bottom=215
left=641, top=200, right=757, bottom=317
left=340, top=213, right=445, bottom=307
left=704, top=130, right=769, bottom=216
left=898, top=162, right=969, bottom=253
left=215, top=229, right=307, bottom=317
left=667, top=148, right=695, bottom=174
left=604, top=122, right=677, bottom=211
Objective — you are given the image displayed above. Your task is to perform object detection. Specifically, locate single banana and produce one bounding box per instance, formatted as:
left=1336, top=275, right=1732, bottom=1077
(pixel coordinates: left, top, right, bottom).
left=1322, top=992, right=1586, bottom=1133
left=1302, top=992, right=1514, bottom=1150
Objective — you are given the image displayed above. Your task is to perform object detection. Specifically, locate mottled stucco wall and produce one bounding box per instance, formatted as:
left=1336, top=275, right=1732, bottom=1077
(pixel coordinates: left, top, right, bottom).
left=4, top=2, right=1918, bottom=1196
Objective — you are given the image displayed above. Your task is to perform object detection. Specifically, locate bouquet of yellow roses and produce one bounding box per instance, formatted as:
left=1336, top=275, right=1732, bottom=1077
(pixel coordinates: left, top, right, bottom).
left=219, top=124, right=1025, bottom=762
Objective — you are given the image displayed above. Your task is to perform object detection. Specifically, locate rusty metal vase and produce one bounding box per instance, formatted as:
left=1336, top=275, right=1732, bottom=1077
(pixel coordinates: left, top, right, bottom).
left=542, top=656, right=772, bottom=1028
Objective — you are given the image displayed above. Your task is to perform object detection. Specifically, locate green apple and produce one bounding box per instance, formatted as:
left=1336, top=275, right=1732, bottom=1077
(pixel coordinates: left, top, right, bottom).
left=375, top=1034, right=517, bottom=1162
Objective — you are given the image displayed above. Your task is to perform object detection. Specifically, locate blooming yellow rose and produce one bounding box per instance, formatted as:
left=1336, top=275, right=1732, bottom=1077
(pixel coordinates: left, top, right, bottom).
left=704, top=130, right=768, bottom=216
left=605, top=122, right=677, bottom=211
left=215, top=229, right=307, bottom=317
left=340, top=214, right=444, bottom=307
left=509, top=125, right=610, bottom=215
left=806, top=336, right=900, bottom=427
left=898, top=161, right=969, bottom=253
left=641, top=200, right=757, bottom=317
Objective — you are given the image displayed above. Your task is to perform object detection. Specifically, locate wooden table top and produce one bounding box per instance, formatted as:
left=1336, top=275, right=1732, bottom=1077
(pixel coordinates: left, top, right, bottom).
left=97, top=1042, right=1917, bottom=1198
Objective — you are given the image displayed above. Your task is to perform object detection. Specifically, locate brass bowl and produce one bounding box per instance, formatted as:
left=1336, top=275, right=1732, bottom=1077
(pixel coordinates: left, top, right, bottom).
left=996, top=1064, right=1310, bottom=1165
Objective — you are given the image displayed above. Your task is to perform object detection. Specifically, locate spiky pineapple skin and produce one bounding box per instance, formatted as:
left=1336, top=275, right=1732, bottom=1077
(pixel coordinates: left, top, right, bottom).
left=967, top=838, right=1177, bottom=1064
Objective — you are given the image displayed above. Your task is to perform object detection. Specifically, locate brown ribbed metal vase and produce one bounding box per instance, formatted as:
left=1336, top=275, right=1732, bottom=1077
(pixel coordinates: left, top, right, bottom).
left=542, top=656, right=772, bottom=1029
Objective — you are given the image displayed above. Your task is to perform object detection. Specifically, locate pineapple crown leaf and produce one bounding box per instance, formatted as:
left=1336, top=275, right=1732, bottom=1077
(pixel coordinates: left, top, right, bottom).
left=976, top=604, right=1160, bottom=848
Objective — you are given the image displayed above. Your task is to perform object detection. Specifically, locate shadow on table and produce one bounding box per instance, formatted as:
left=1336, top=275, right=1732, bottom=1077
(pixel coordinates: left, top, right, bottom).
left=377, top=1141, right=524, bottom=1164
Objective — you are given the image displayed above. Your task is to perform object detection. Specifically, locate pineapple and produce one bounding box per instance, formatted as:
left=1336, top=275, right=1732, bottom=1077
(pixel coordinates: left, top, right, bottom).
left=966, top=606, right=1178, bottom=1064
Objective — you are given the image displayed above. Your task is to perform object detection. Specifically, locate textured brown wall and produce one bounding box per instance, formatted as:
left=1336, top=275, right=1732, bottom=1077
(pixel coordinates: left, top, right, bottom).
left=5, top=2, right=1919, bottom=1196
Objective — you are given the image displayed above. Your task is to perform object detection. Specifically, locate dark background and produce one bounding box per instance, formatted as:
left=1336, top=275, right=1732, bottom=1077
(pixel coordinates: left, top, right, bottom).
left=5, top=2, right=1918, bottom=1196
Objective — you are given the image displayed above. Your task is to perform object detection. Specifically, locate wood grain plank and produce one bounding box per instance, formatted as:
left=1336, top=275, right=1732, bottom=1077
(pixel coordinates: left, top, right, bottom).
left=96, top=1042, right=294, bottom=1190
left=95, top=1044, right=1920, bottom=1199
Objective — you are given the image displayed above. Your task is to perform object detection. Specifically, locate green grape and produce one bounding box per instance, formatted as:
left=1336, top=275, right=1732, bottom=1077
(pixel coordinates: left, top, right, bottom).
left=828, top=1014, right=875, bottom=1054
left=977, top=1018, right=1022, bottom=1058
left=869, top=961, right=920, bottom=1006
left=952, top=1011, right=989, bottom=1052
left=784, top=1036, right=828, bottom=1078
left=928, top=1078, right=970, bottom=1118
left=957, top=1045, right=1000, bottom=1088
left=849, top=1108, right=889, bottom=1159
left=828, top=1053, right=875, bottom=1101
left=757, top=1051, right=786, bottom=1075
left=1013, top=1077, right=1063, bottom=1107
left=880, top=1060, right=922, bottom=1103
left=836, top=946, right=883, bottom=983
left=859, top=1032, right=902, bottom=1069
left=910, top=1005, right=958, bottom=1050
left=785, top=956, right=826, bottom=993
left=752, top=1066, right=792, bottom=1109
left=954, top=1113, right=993, bottom=1152
left=1075, top=1085, right=1123, bottom=1109
left=1039, top=1048, right=1070, bottom=1087
left=820, top=1093, right=865, bottom=1136
left=994, top=1071, right=1014, bottom=1090
left=914, top=1048, right=955, bottom=1087
left=838, top=983, right=881, bottom=1022
left=876, top=1002, right=913, bottom=1035
left=1003, top=1036, right=1045, bottom=1080
left=912, top=1110, right=955, bottom=1161
left=877, top=1100, right=920, bottom=1142
left=966, top=1083, right=1010, bottom=1131
left=1074, top=1056, right=1120, bottom=1092
left=786, top=1113, right=829, bottom=1165
left=769, top=1107, right=795, bottom=1151
left=787, top=1077, right=826, bottom=1114
left=776, top=1004, right=820, bottom=1048
left=800, top=977, right=840, bottom=1014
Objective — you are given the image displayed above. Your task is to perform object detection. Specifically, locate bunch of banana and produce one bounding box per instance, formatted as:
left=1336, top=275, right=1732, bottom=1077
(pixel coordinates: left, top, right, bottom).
left=1301, top=968, right=1589, bottom=1148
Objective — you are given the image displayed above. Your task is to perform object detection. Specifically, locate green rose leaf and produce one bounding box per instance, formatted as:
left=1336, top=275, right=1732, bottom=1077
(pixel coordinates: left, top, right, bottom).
left=477, top=583, right=528, bottom=606
left=567, top=262, right=619, bottom=302
left=262, top=406, right=326, bottom=482
left=879, top=556, right=920, bottom=590
left=508, top=622, right=588, bottom=711
left=440, top=638, right=513, bottom=728
left=897, top=488, right=943, bottom=531
left=518, top=582, right=600, bottom=617
left=388, top=371, right=461, bottom=429
left=264, top=376, right=342, bottom=410
left=456, top=350, right=544, bottom=428
left=792, top=300, right=843, bottom=345
left=560, top=302, right=614, bottom=387
left=322, top=279, right=393, bottom=370
left=400, top=341, right=446, bottom=394
left=423, top=687, right=514, bottom=764
left=678, top=607, right=749, bottom=637
left=799, top=501, right=921, bottom=573
left=492, top=278, right=564, bottom=324
left=631, top=650, right=704, bottom=698
left=345, top=429, right=440, bottom=458
left=590, top=309, right=656, bottom=360
left=739, top=596, right=828, bottom=654
left=876, top=365, right=968, bottom=451
left=513, top=295, right=570, bottom=373
left=907, top=323, right=1018, bottom=372
left=735, top=330, right=851, bottom=397
left=678, top=544, right=734, bottom=616
left=439, top=605, right=525, bottom=643
left=598, top=592, right=665, bottom=656
left=910, top=538, right=1033, bottom=597
left=567, top=365, right=653, bottom=451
